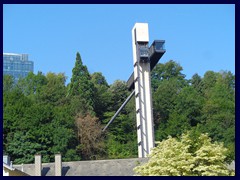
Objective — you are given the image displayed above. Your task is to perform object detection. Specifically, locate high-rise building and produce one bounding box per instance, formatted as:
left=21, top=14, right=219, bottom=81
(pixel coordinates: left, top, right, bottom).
left=3, top=53, right=34, bottom=82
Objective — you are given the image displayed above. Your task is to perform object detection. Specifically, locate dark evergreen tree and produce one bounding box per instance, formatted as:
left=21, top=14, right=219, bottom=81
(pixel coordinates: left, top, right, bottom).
left=68, top=52, right=95, bottom=115
left=91, top=72, right=111, bottom=120
left=190, top=73, right=203, bottom=94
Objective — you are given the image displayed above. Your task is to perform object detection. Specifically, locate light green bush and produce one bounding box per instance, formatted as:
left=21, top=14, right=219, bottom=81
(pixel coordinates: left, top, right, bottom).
left=134, top=133, right=235, bottom=176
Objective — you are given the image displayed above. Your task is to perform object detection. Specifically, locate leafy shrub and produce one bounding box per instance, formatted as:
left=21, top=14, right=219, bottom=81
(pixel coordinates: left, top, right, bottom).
left=134, top=132, right=235, bottom=176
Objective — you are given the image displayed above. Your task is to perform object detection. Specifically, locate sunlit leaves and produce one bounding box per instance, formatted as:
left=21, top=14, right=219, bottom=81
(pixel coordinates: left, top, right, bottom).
left=134, top=133, right=235, bottom=176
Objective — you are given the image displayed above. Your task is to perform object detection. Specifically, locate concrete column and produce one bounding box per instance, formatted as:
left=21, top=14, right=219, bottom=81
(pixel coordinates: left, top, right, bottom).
left=142, top=62, right=155, bottom=150
left=35, top=154, right=42, bottom=176
left=132, top=23, right=155, bottom=157
left=55, top=154, right=62, bottom=176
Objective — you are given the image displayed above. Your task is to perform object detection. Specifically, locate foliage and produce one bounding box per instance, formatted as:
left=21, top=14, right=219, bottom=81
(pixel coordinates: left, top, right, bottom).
left=63, top=149, right=81, bottom=162
left=75, top=114, right=105, bottom=160
left=162, top=86, right=204, bottom=138
left=190, top=73, right=202, bottom=93
left=106, top=134, right=137, bottom=159
left=153, top=67, right=235, bottom=161
left=151, top=60, right=186, bottom=91
left=91, top=72, right=111, bottom=120
left=108, top=80, right=128, bottom=112
left=198, top=71, right=235, bottom=161
left=3, top=75, right=15, bottom=92
left=6, top=131, right=44, bottom=164
left=3, top=72, right=78, bottom=163
left=68, top=52, right=95, bottom=115
left=38, top=72, right=67, bottom=105
left=134, top=132, right=235, bottom=176
left=3, top=57, right=235, bottom=164
left=17, top=71, right=47, bottom=98
left=102, top=85, right=138, bottom=159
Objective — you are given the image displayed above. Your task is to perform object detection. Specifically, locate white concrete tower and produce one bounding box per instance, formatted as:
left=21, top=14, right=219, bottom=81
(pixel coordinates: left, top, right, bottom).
left=132, top=23, right=155, bottom=158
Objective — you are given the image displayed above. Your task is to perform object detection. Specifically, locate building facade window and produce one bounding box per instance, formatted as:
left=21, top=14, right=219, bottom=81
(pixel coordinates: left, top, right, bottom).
left=3, top=53, right=34, bottom=83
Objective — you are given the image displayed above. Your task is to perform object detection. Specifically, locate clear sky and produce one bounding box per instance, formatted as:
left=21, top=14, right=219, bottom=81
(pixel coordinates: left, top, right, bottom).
left=3, top=4, right=235, bottom=85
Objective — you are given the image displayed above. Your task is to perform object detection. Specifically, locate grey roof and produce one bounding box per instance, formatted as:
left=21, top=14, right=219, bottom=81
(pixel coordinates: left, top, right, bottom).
left=4, top=162, right=30, bottom=176
left=13, top=157, right=149, bottom=176
left=12, top=158, right=235, bottom=176
left=3, top=163, right=15, bottom=171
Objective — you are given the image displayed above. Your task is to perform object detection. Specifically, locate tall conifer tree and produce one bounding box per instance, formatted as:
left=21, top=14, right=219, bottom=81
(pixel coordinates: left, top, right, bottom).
left=68, top=52, right=95, bottom=115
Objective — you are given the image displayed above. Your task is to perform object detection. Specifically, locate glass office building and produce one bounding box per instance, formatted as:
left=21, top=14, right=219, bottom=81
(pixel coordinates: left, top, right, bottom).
left=3, top=53, right=34, bottom=82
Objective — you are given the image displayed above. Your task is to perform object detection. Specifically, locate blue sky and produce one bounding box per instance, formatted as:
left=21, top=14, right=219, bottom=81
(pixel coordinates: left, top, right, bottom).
left=3, top=4, right=235, bottom=85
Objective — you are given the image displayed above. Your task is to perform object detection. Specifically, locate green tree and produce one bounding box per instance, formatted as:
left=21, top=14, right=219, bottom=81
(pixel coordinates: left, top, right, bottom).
left=108, top=80, right=128, bottom=112
left=190, top=73, right=203, bottom=94
left=4, top=71, right=79, bottom=163
left=91, top=72, right=111, bottom=120
left=105, top=134, right=137, bottom=159
left=17, top=71, right=47, bottom=98
left=163, top=86, right=204, bottom=139
left=6, top=131, right=43, bottom=164
left=200, top=72, right=235, bottom=161
left=201, top=71, right=217, bottom=96
left=134, top=132, right=234, bottom=176
left=153, top=78, right=177, bottom=121
left=151, top=60, right=186, bottom=91
left=91, top=72, right=108, bottom=86
left=3, top=89, right=33, bottom=132
left=3, top=75, right=15, bottom=92
left=103, top=111, right=137, bottom=159
left=68, top=52, right=95, bottom=115
left=103, top=80, right=138, bottom=159
left=38, top=72, right=67, bottom=105
left=63, top=149, right=81, bottom=162
left=152, top=60, right=188, bottom=140
left=153, top=78, right=186, bottom=128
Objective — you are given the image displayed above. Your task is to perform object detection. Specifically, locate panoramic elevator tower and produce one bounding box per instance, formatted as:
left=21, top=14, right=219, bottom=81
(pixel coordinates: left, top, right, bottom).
left=132, top=23, right=154, bottom=157
left=103, top=23, right=166, bottom=158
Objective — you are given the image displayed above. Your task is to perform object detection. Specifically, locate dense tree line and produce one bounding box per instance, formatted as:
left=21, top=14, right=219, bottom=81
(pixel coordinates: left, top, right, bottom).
left=3, top=53, right=235, bottom=164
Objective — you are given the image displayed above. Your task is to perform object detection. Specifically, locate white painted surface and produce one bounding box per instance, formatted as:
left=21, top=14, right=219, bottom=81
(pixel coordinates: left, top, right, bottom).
left=132, top=23, right=154, bottom=158
left=55, top=154, right=62, bottom=176
left=133, top=23, right=149, bottom=43
left=3, top=168, right=10, bottom=176
left=35, top=154, right=42, bottom=176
